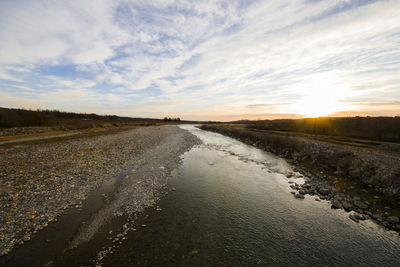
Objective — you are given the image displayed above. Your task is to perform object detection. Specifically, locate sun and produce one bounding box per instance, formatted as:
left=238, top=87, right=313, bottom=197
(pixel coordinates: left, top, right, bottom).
left=291, top=73, right=349, bottom=117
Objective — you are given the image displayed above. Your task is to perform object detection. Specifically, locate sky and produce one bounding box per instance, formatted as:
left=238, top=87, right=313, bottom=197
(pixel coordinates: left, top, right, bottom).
left=0, top=0, right=399, bottom=121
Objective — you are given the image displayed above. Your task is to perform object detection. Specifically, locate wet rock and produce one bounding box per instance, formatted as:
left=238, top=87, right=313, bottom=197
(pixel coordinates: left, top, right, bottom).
left=373, top=214, right=383, bottom=222
left=318, top=188, right=331, bottom=196
left=331, top=199, right=343, bottom=209
left=294, top=194, right=305, bottom=199
left=354, top=213, right=366, bottom=221
left=342, top=201, right=353, bottom=212
left=349, top=214, right=359, bottom=223
left=387, top=216, right=399, bottom=224
left=303, top=184, right=312, bottom=189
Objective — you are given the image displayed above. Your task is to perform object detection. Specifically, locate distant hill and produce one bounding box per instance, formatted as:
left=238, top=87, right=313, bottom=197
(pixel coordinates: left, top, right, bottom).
left=229, top=120, right=251, bottom=124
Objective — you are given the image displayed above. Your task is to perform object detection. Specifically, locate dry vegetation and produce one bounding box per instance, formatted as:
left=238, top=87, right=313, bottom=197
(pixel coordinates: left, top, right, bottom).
left=246, top=117, right=400, bottom=143
left=0, top=107, right=161, bottom=129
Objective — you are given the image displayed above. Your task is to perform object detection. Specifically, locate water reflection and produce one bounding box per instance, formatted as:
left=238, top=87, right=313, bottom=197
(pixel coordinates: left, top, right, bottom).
left=103, top=125, right=400, bottom=266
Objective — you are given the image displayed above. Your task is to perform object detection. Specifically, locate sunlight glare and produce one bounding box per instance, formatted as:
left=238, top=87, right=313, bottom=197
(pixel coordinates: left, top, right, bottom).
left=292, top=73, right=349, bottom=117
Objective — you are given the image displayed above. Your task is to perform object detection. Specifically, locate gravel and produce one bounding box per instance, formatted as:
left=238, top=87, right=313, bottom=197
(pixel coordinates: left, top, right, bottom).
left=0, top=125, right=201, bottom=256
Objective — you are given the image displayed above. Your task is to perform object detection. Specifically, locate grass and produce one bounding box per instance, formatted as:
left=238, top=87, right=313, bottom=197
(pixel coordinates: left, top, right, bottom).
left=220, top=124, right=400, bottom=155
left=246, top=116, right=400, bottom=143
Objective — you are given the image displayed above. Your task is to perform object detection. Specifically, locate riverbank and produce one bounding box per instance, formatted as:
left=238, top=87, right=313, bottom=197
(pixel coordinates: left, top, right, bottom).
left=0, top=125, right=201, bottom=257
left=200, top=125, right=400, bottom=233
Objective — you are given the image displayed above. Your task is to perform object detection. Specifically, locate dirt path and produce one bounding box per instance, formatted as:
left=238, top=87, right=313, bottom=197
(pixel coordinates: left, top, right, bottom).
left=0, top=132, right=80, bottom=145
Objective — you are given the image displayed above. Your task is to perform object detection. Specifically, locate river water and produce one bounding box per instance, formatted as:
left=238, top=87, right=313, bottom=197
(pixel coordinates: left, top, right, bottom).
left=103, top=125, right=400, bottom=266
left=3, top=125, right=400, bottom=266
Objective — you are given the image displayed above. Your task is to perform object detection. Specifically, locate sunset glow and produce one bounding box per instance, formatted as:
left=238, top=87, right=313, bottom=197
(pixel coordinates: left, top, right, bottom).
left=291, top=73, right=351, bottom=117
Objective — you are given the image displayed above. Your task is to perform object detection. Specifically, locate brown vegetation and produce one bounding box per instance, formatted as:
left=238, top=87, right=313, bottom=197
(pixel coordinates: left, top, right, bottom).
left=0, top=107, right=162, bottom=129
left=246, top=117, right=400, bottom=143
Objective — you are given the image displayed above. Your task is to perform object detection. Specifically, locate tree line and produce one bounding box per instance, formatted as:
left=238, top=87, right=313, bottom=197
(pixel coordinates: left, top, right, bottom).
left=0, top=107, right=159, bottom=128
left=163, top=117, right=181, bottom=122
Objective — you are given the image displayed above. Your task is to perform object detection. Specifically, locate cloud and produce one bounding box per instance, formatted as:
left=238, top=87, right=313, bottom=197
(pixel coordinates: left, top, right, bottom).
left=0, top=93, right=45, bottom=109
left=0, top=0, right=399, bottom=120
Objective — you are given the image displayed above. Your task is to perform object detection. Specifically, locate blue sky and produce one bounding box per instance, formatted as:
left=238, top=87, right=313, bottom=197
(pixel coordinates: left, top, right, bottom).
left=0, top=0, right=399, bottom=121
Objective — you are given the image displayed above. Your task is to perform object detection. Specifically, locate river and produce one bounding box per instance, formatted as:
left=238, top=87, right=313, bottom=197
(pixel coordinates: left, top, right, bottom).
left=2, top=125, right=400, bottom=266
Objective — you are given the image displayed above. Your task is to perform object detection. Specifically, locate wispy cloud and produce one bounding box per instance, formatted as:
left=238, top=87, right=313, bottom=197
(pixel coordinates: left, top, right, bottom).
left=0, top=0, right=399, bottom=120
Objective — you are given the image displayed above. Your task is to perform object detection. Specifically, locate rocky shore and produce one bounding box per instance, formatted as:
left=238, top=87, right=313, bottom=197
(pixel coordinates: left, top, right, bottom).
left=288, top=168, right=400, bottom=230
left=0, top=125, right=200, bottom=256
left=200, top=125, right=400, bottom=233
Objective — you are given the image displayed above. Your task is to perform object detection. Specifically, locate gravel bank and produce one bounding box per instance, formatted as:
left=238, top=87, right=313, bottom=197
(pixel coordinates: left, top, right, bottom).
left=0, top=125, right=201, bottom=256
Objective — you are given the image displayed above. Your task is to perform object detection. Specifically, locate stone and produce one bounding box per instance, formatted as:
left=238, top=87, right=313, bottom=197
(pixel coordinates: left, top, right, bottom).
left=353, top=200, right=368, bottom=210
left=294, top=194, right=305, bottom=199
left=318, top=188, right=331, bottom=196
left=330, top=199, right=341, bottom=209
left=349, top=214, right=359, bottom=223
left=299, top=189, right=306, bottom=195
left=304, top=184, right=312, bottom=189
left=342, top=201, right=353, bottom=211
left=354, top=213, right=366, bottom=221
left=373, top=214, right=383, bottom=222
left=387, top=216, right=399, bottom=224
